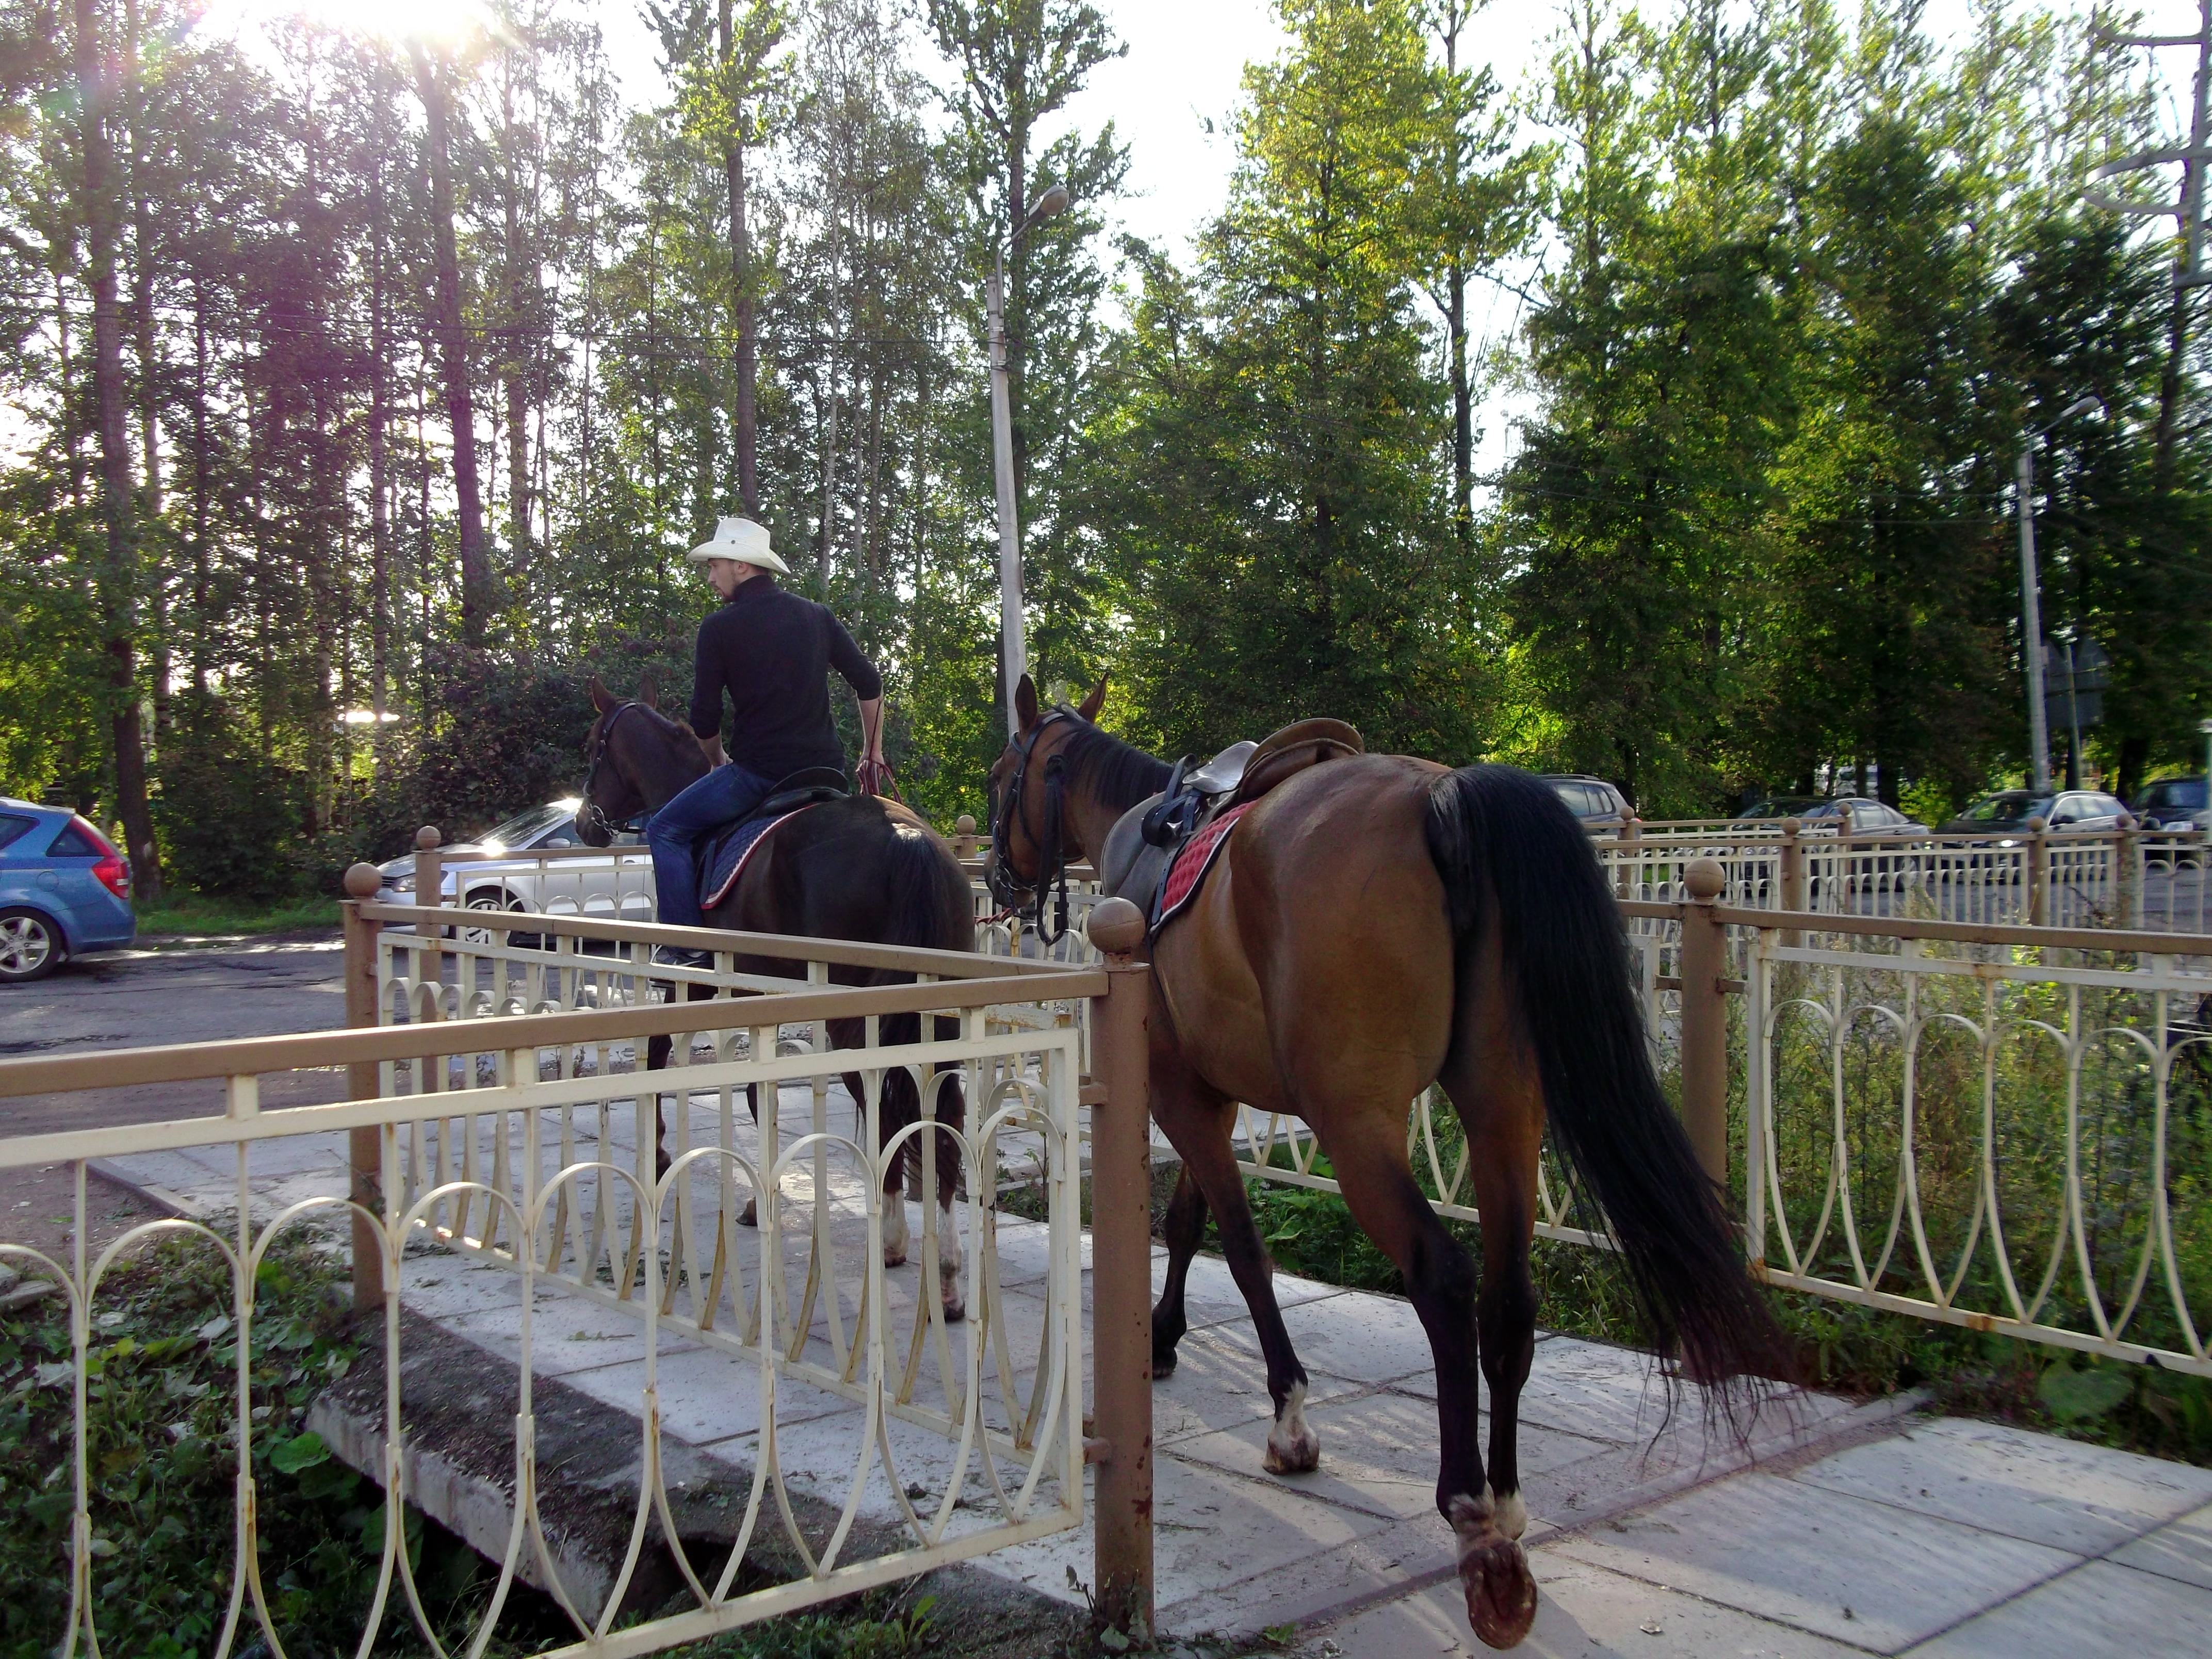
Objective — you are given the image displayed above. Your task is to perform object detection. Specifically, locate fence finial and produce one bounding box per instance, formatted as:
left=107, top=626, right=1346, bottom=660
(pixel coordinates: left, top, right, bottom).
left=343, top=863, right=381, bottom=900
left=1685, top=857, right=1726, bottom=901
left=1089, top=897, right=1145, bottom=957
left=415, top=825, right=441, bottom=851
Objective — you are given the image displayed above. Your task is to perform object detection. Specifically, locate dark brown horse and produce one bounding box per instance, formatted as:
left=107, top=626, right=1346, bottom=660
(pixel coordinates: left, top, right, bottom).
left=575, top=677, right=975, bottom=1320
left=986, top=676, right=1786, bottom=1648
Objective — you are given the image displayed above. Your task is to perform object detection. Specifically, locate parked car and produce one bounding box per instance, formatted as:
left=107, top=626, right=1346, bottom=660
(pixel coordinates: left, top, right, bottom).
left=1797, top=797, right=1926, bottom=834
left=375, top=799, right=652, bottom=939
left=0, top=798, right=136, bottom=982
left=1734, top=794, right=1829, bottom=821
left=1541, top=775, right=1633, bottom=832
left=1938, top=789, right=2128, bottom=838
left=2132, top=775, right=2209, bottom=834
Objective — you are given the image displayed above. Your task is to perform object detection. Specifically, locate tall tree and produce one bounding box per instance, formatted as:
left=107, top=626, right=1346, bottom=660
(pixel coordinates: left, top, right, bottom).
left=73, top=0, right=161, bottom=895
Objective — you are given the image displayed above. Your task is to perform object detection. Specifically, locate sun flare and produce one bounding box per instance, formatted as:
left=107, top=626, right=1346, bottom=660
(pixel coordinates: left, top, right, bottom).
left=193, top=0, right=497, bottom=53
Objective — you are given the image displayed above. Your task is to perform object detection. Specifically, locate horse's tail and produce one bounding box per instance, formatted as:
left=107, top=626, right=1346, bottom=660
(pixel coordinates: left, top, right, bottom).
left=1423, top=765, right=1791, bottom=1408
left=873, top=813, right=977, bottom=963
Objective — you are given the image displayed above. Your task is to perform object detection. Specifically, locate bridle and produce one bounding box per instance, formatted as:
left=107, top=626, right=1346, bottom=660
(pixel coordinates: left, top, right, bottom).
left=988, top=707, right=1079, bottom=946
left=578, top=702, right=643, bottom=845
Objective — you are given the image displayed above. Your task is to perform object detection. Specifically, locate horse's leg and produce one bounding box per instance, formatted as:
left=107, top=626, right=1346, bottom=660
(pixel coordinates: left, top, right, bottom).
left=1150, top=1165, right=1210, bottom=1377
left=1323, top=1122, right=1532, bottom=1647
left=737, top=1082, right=760, bottom=1228
left=928, top=1022, right=968, bottom=1323
left=1152, top=1051, right=1317, bottom=1473
left=644, top=1032, right=674, bottom=1184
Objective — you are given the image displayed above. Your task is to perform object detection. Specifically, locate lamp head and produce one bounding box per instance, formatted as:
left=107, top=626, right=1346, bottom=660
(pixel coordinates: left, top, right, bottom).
left=1013, top=184, right=1071, bottom=243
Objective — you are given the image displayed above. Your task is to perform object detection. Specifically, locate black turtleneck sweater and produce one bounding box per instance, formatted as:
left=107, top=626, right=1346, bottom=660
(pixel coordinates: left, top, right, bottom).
left=689, top=575, right=882, bottom=779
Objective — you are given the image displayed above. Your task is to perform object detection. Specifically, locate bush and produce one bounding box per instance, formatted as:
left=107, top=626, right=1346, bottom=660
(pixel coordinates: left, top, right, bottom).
left=150, top=690, right=310, bottom=901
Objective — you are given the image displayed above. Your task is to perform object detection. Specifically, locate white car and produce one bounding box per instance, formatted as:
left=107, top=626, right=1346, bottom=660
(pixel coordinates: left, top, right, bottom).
left=375, top=800, right=657, bottom=937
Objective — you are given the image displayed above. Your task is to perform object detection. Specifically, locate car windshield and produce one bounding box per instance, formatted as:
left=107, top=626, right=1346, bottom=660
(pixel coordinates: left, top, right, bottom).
left=478, top=802, right=575, bottom=851
left=2157, top=778, right=2208, bottom=810
left=1960, top=791, right=2049, bottom=824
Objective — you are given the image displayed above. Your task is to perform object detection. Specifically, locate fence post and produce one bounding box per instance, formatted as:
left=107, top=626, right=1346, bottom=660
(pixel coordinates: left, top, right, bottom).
left=1779, top=818, right=1805, bottom=948
left=1616, top=815, right=1640, bottom=901
left=1084, top=897, right=1154, bottom=1644
left=341, top=863, right=386, bottom=1314
left=1678, top=858, right=1729, bottom=1186
left=954, top=813, right=979, bottom=863
left=2116, top=815, right=2141, bottom=929
left=2027, top=817, right=2050, bottom=928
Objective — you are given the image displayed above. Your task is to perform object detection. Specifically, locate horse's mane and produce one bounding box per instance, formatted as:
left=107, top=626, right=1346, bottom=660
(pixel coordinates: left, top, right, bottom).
left=1059, top=714, right=1171, bottom=814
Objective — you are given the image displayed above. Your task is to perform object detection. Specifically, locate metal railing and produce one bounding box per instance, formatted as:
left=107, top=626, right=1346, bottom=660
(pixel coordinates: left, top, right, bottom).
left=1593, top=818, right=2210, bottom=933
left=0, top=874, right=1167, bottom=1655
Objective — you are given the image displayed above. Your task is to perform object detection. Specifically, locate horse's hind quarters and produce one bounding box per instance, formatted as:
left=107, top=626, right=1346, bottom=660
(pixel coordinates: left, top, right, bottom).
left=1451, top=1490, right=1538, bottom=1649
left=1263, top=1380, right=1321, bottom=1475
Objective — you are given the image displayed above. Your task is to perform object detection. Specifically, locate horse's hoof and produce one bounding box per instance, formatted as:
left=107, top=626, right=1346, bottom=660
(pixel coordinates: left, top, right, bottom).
left=1150, top=1347, right=1179, bottom=1379
left=1263, top=1381, right=1319, bottom=1474
left=737, top=1198, right=757, bottom=1229
left=1451, top=1492, right=1537, bottom=1650
left=941, top=1296, right=966, bottom=1324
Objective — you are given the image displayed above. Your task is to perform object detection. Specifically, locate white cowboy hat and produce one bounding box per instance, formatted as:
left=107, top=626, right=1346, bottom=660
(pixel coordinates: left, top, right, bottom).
left=685, top=515, right=791, bottom=575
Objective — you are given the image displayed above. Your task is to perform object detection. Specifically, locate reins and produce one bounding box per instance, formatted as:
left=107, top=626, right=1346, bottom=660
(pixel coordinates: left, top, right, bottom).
left=988, top=708, right=1078, bottom=947
left=578, top=701, right=643, bottom=844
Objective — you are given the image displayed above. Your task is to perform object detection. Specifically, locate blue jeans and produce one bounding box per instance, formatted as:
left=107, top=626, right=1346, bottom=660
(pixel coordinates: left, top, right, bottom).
left=647, top=761, right=775, bottom=928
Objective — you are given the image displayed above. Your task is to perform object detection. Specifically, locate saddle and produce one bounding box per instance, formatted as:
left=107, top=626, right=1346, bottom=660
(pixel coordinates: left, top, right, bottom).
left=1098, top=718, right=1364, bottom=937
left=697, top=766, right=850, bottom=910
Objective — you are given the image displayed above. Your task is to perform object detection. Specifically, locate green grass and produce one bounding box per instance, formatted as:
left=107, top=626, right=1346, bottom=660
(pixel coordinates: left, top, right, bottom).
left=132, top=889, right=341, bottom=938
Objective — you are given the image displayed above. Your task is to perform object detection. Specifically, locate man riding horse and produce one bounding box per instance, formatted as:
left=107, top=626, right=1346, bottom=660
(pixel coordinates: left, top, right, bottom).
left=647, top=515, right=891, bottom=955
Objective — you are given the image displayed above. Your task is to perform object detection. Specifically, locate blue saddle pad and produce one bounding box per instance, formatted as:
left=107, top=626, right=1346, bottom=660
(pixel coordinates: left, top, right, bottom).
left=698, top=811, right=792, bottom=910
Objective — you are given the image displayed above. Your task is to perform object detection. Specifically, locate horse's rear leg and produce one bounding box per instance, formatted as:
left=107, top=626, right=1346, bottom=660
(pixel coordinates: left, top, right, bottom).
left=925, top=1042, right=967, bottom=1324
left=1151, top=1165, right=1210, bottom=1377
left=1153, top=1056, right=1316, bottom=1473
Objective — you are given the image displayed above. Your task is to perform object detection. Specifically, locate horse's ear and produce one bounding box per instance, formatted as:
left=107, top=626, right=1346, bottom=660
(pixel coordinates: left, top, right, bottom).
left=1015, top=674, right=1040, bottom=733
left=639, top=669, right=660, bottom=708
left=589, top=675, right=614, bottom=713
left=1076, top=675, right=1108, bottom=722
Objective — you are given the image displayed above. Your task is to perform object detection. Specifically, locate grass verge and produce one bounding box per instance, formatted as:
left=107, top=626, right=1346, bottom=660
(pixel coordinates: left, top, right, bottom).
left=132, top=890, right=342, bottom=938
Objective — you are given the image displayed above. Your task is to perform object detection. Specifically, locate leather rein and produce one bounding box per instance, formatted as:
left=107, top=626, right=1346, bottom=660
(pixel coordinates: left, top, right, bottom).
left=578, top=702, right=644, bottom=845
left=988, top=708, right=1078, bottom=947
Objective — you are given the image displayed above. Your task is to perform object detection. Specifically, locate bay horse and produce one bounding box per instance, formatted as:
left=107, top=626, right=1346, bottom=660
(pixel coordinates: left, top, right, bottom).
left=986, top=676, right=1787, bottom=1649
left=574, top=677, right=975, bottom=1321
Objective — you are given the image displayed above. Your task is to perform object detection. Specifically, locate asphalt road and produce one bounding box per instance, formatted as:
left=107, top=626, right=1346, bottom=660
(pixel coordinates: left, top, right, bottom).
left=0, top=930, right=348, bottom=1258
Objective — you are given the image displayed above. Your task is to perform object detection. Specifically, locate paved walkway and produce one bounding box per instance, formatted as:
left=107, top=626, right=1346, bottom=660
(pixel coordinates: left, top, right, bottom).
left=97, top=1128, right=2212, bottom=1657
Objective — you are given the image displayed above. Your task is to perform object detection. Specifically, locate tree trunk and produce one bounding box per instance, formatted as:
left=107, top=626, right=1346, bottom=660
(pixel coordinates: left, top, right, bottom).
left=721, top=0, right=758, bottom=516
left=411, top=43, right=493, bottom=646
left=76, top=0, right=161, bottom=900
left=126, top=0, right=166, bottom=736
left=190, top=267, right=209, bottom=695
left=369, top=141, right=392, bottom=765
left=502, top=41, right=531, bottom=591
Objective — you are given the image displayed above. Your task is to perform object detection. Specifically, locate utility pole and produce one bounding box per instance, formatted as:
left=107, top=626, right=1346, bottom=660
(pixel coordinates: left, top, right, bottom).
left=2015, top=397, right=2100, bottom=794
left=2018, top=444, right=2054, bottom=793
left=986, top=183, right=1068, bottom=734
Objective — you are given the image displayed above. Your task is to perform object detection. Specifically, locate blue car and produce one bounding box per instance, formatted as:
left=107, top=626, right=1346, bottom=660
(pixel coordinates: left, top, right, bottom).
left=0, top=797, right=137, bottom=982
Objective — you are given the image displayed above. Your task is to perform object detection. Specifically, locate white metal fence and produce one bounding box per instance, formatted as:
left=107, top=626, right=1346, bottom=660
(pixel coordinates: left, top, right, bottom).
left=0, top=907, right=1100, bottom=1659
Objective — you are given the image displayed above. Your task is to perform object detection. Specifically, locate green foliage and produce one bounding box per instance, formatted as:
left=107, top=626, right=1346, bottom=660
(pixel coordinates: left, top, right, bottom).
left=150, top=690, right=311, bottom=900
left=0, top=1235, right=382, bottom=1657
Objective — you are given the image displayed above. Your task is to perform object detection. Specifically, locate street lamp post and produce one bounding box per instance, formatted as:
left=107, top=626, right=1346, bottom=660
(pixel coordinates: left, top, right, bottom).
left=2016, top=396, right=2100, bottom=792
left=2200, top=715, right=2212, bottom=789
left=988, top=183, right=1069, bottom=736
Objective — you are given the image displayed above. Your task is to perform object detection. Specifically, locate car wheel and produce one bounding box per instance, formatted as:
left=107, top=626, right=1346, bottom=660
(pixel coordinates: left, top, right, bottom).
left=459, top=891, right=523, bottom=947
left=0, top=909, right=61, bottom=983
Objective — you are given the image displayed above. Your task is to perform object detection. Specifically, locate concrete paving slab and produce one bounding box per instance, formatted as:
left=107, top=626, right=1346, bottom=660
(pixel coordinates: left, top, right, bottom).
left=979, top=1451, right=1396, bottom=1614
left=1168, top=1385, right=1623, bottom=1523
left=1161, top=1253, right=1352, bottom=1336
left=1901, top=1558, right=2211, bottom=1656
left=2108, top=1499, right=2212, bottom=1591
left=1549, top=1469, right=2078, bottom=1652
left=1793, top=1415, right=2212, bottom=1556
left=1308, top=1551, right=1873, bottom=1659
left=1149, top=1326, right=1370, bottom=1445
left=1203, top=1284, right=1450, bottom=1386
